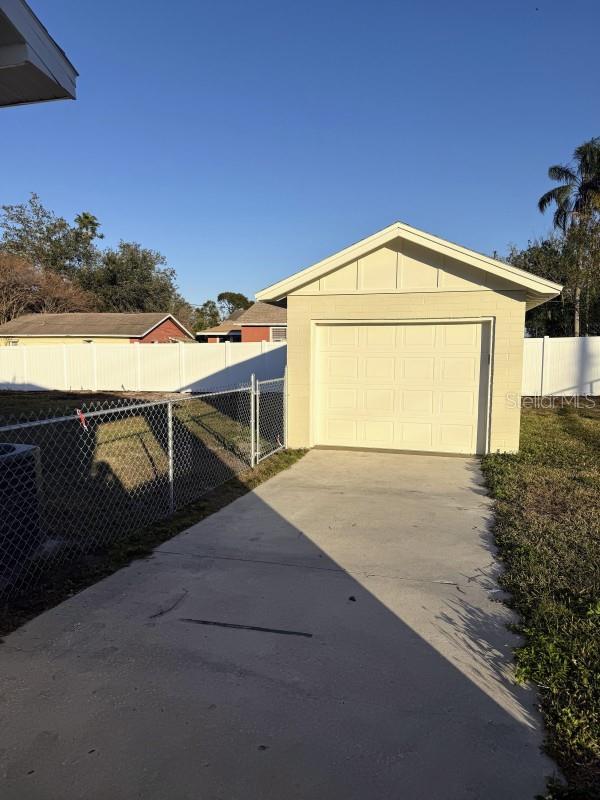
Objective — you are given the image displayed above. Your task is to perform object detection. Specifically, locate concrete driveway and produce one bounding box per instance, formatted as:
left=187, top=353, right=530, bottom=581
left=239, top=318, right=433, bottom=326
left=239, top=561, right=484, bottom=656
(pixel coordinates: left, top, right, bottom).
left=0, top=450, right=553, bottom=799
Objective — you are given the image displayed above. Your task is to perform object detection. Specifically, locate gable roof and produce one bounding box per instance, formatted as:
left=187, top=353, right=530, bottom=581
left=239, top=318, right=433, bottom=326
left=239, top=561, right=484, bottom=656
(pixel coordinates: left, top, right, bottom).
left=235, top=301, right=287, bottom=325
left=256, top=221, right=562, bottom=310
left=200, top=320, right=242, bottom=335
left=200, top=302, right=287, bottom=334
left=0, top=312, right=194, bottom=339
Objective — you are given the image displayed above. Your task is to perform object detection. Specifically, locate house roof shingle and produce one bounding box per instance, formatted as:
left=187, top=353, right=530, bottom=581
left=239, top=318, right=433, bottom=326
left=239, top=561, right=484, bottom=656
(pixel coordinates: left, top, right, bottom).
left=200, top=302, right=286, bottom=335
left=235, top=301, right=287, bottom=325
left=0, top=312, right=192, bottom=338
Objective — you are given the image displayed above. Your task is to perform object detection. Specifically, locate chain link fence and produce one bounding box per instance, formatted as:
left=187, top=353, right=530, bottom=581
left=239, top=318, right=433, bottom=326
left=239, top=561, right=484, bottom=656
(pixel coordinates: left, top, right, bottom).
left=0, top=376, right=285, bottom=602
left=255, top=377, right=285, bottom=462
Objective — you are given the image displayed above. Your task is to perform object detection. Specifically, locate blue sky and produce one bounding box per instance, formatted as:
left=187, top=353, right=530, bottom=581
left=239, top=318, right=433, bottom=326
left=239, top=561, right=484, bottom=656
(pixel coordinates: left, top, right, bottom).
left=4, top=0, right=599, bottom=305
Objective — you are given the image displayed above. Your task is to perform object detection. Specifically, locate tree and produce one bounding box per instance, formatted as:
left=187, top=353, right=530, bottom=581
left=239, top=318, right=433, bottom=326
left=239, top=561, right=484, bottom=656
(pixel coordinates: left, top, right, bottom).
left=0, top=194, right=203, bottom=324
left=36, top=271, right=96, bottom=315
left=217, top=291, right=251, bottom=318
left=508, top=237, right=571, bottom=336
left=0, top=193, right=102, bottom=277
left=191, top=300, right=221, bottom=331
left=562, top=214, right=600, bottom=335
left=0, top=253, right=94, bottom=325
left=168, top=293, right=196, bottom=332
left=508, top=217, right=600, bottom=336
left=0, top=254, right=36, bottom=324
left=538, top=137, right=600, bottom=334
left=79, top=242, right=181, bottom=313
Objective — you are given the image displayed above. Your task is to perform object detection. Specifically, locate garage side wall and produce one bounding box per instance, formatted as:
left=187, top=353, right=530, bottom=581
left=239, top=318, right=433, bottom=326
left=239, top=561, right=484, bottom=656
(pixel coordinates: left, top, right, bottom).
left=286, top=290, right=526, bottom=453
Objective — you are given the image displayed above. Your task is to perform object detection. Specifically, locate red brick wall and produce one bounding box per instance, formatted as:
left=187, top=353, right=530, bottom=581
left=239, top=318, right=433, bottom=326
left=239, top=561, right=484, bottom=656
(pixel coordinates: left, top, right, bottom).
left=132, top=318, right=192, bottom=344
left=241, top=326, right=271, bottom=342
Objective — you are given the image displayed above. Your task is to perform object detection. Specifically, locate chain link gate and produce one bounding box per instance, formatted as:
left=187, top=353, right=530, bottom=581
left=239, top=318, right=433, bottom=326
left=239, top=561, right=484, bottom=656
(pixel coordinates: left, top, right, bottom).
left=252, top=376, right=286, bottom=465
left=0, top=374, right=286, bottom=602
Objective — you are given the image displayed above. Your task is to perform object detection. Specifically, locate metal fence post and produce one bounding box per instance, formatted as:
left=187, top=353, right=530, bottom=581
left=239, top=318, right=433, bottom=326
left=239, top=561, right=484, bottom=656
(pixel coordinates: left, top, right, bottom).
left=167, top=400, right=174, bottom=513
left=250, top=374, right=256, bottom=467
left=283, top=366, right=288, bottom=447
left=256, top=377, right=261, bottom=462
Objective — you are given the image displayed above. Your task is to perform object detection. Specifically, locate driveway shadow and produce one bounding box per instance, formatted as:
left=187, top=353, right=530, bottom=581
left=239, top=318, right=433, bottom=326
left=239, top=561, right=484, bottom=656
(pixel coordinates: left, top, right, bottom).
left=0, top=450, right=556, bottom=800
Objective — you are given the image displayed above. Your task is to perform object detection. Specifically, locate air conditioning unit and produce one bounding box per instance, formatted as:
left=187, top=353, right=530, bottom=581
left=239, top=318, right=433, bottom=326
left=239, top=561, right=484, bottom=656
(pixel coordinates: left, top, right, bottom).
left=0, top=443, right=43, bottom=586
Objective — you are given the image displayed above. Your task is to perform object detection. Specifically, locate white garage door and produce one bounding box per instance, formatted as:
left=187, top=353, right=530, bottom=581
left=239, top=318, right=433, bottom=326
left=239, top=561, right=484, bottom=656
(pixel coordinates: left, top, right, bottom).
left=315, top=322, right=489, bottom=454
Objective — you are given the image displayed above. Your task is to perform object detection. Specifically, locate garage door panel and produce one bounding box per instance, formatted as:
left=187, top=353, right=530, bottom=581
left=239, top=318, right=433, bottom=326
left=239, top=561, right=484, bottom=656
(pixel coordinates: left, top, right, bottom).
left=365, top=325, right=397, bottom=347
left=441, top=323, right=478, bottom=347
left=402, top=357, right=435, bottom=380
left=328, top=326, right=359, bottom=347
left=404, top=324, right=436, bottom=347
left=365, top=357, right=395, bottom=379
left=326, top=418, right=357, bottom=441
left=326, top=388, right=358, bottom=410
left=400, top=422, right=433, bottom=447
left=402, top=389, right=434, bottom=414
left=364, top=419, right=395, bottom=443
left=365, top=388, right=394, bottom=412
left=440, top=390, right=475, bottom=415
left=439, top=424, right=475, bottom=451
left=440, top=356, right=477, bottom=382
left=316, top=322, right=487, bottom=454
left=327, top=356, right=358, bottom=378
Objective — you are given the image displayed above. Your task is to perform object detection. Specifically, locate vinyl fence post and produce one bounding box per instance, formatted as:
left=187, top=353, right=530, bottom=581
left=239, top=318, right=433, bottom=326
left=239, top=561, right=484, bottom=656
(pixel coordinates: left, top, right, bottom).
left=92, top=343, right=98, bottom=392
left=250, top=373, right=256, bottom=467
left=541, top=335, right=550, bottom=396
left=62, top=344, right=69, bottom=390
left=167, top=400, right=174, bottom=513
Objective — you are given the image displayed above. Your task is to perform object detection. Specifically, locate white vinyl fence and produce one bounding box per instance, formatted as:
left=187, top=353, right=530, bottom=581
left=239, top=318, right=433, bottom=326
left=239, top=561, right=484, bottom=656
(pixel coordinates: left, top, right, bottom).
left=3, top=337, right=599, bottom=397
left=522, top=336, right=600, bottom=396
left=0, top=341, right=286, bottom=393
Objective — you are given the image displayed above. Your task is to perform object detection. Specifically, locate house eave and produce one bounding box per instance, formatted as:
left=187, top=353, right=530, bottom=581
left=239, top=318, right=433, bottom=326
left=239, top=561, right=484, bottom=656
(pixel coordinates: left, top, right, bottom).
left=0, top=0, right=77, bottom=107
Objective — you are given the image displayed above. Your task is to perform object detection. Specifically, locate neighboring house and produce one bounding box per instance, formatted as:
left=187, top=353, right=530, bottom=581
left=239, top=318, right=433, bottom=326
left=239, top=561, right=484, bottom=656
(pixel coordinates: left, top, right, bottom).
left=256, top=221, right=562, bottom=456
left=198, top=302, right=287, bottom=343
left=0, top=313, right=195, bottom=345
left=196, top=308, right=245, bottom=343
left=0, top=0, right=77, bottom=107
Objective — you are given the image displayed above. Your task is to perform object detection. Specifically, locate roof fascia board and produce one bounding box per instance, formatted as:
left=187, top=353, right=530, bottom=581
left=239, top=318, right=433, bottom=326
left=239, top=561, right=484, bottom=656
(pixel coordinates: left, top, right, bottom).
left=395, top=223, right=562, bottom=295
left=0, top=315, right=195, bottom=339
left=256, top=222, right=562, bottom=301
left=1, top=0, right=77, bottom=95
left=141, top=314, right=195, bottom=341
left=0, top=333, right=140, bottom=338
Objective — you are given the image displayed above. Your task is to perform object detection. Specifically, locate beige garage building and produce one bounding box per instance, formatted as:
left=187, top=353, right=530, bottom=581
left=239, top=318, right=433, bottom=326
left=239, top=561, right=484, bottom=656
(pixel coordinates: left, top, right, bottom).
left=256, top=222, right=561, bottom=454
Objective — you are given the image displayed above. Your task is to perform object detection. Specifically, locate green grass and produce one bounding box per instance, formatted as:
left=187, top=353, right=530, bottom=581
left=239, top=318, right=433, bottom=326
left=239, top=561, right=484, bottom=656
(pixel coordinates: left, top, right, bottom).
left=0, top=448, right=306, bottom=639
left=0, top=390, right=171, bottom=420
left=482, top=402, right=600, bottom=799
left=0, top=388, right=292, bottom=637
left=0, top=392, right=257, bottom=544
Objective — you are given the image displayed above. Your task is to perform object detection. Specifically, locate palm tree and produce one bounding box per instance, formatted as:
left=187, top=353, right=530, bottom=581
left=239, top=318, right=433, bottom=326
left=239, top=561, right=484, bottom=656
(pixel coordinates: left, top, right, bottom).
left=538, top=137, right=600, bottom=334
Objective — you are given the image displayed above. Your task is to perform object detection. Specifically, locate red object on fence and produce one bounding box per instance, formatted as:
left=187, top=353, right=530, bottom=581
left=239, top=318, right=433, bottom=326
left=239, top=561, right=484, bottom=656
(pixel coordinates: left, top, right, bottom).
left=75, top=408, right=89, bottom=430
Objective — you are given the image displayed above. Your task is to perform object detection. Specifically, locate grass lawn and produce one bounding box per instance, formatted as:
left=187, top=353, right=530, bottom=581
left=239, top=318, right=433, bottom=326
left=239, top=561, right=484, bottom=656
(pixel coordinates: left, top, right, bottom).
left=0, top=448, right=306, bottom=638
left=482, top=402, right=600, bottom=799
left=0, top=390, right=177, bottom=421
left=0, top=388, right=285, bottom=617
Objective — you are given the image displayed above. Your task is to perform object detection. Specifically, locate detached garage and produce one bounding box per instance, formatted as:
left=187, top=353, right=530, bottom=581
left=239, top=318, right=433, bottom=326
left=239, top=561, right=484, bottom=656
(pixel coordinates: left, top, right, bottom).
left=256, top=222, right=561, bottom=454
